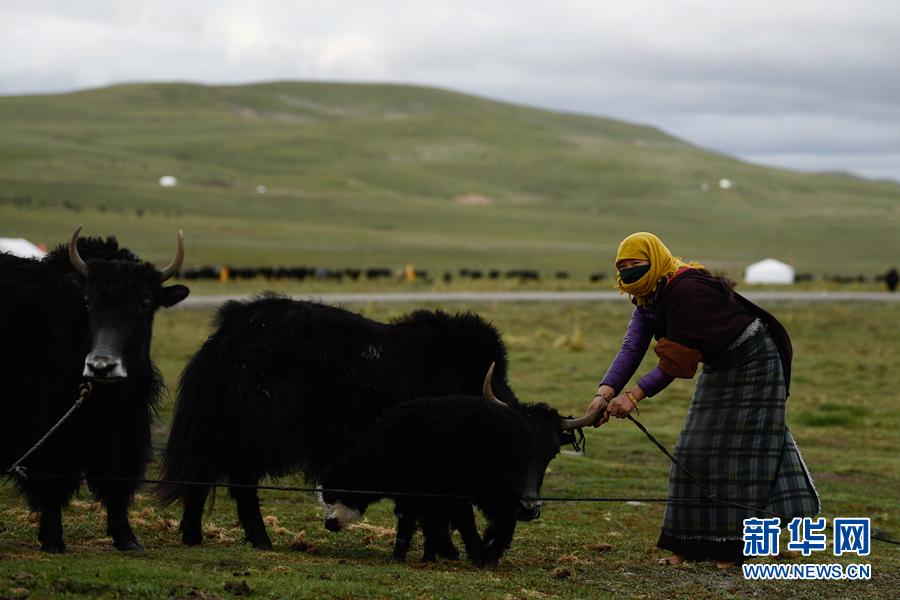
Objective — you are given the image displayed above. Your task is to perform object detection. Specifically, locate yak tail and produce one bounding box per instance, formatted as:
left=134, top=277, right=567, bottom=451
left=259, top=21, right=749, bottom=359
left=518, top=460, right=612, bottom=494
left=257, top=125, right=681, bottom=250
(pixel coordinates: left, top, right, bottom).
left=155, top=341, right=224, bottom=508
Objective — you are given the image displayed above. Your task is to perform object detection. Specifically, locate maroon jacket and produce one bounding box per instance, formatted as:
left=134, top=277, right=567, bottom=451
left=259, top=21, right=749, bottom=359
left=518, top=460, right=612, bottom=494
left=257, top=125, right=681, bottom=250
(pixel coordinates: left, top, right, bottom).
left=601, top=269, right=794, bottom=396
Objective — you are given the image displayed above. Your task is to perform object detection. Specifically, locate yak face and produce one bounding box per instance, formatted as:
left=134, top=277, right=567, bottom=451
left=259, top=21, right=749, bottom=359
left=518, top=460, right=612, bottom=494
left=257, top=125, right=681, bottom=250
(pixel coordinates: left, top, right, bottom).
left=515, top=404, right=583, bottom=522
left=67, top=228, right=189, bottom=381
left=80, top=262, right=189, bottom=380
left=322, top=501, right=363, bottom=532
left=481, top=363, right=589, bottom=522
left=321, top=490, right=371, bottom=532
left=515, top=405, right=574, bottom=521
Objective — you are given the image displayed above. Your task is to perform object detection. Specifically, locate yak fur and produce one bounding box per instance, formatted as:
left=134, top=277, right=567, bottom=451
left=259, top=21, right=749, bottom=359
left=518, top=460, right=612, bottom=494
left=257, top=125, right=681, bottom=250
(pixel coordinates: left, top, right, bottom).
left=0, top=236, right=188, bottom=552
left=158, top=294, right=517, bottom=550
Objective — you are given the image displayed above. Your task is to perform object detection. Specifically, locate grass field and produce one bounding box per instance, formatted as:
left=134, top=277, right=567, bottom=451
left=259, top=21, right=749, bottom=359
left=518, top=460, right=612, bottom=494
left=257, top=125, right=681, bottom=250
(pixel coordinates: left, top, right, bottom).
left=2, top=81, right=899, bottom=277
left=1, top=300, right=898, bottom=599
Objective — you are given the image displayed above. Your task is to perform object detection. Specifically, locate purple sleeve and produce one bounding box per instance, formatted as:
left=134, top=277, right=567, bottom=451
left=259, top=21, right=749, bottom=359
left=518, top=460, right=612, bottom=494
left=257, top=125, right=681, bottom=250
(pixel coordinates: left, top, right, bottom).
left=637, top=367, right=675, bottom=398
left=599, top=307, right=655, bottom=392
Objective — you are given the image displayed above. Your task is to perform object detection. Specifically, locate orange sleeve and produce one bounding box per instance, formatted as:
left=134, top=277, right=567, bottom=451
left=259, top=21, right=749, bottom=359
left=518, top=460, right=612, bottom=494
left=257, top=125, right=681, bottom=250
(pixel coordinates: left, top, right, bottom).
left=654, top=338, right=702, bottom=378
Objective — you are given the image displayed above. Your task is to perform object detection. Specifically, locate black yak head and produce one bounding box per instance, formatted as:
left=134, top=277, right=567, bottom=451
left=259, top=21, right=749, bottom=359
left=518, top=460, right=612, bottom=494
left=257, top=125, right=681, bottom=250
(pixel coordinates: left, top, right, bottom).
left=482, top=363, right=595, bottom=522
left=512, top=403, right=573, bottom=521
left=321, top=491, right=370, bottom=532
left=67, top=227, right=190, bottom=381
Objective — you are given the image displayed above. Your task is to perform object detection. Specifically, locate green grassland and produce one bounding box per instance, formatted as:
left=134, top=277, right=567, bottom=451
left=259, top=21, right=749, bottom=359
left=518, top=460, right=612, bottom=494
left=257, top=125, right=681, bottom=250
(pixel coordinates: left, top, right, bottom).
left=1, top=301, right=898, bottom=599
left=1, top=82, right=899, bottom=277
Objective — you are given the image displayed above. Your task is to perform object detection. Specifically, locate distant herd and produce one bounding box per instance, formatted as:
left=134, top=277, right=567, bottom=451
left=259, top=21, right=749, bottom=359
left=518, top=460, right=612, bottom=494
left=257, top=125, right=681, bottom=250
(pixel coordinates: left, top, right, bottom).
left=0, top=228, right=601, bottom=567
left=179, top=264, right=586, bottom=284
left=175, top=264, right=893, bottom=286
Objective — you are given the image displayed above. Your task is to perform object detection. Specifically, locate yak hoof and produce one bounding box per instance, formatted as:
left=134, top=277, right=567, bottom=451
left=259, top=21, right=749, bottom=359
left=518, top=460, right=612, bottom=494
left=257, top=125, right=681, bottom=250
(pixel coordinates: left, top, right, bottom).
left=391, top=551, right=407, bottom=563
left=438, top=546, right=460, bottom=560
left=182, top=532, right=203, bottom=546
left=249, top=539, right=274, bottom=551
left=114, top=536, right=145, bottom=552
left=40, top=542, right=67, bottom=554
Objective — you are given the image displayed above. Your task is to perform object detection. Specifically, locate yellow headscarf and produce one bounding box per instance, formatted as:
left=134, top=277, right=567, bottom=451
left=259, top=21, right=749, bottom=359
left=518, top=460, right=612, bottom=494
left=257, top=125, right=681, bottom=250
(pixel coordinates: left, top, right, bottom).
left=614, top=232, right=704, bottom=305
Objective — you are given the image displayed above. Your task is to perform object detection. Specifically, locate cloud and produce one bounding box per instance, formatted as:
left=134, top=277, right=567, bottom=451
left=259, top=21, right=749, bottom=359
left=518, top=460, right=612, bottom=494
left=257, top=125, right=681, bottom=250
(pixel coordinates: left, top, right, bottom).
left=1, top=1, right=899, bottom=180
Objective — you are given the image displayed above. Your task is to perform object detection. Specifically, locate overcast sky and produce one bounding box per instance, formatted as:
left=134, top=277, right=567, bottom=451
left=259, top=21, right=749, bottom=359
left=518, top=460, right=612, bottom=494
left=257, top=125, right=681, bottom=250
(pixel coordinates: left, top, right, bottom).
left=3, top=1, right=900, bottom=181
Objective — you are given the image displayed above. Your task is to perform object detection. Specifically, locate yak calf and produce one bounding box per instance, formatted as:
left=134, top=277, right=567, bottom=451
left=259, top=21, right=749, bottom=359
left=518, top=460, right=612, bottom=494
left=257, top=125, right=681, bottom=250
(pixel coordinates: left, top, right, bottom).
left=321, top=365, right=597, bottom=567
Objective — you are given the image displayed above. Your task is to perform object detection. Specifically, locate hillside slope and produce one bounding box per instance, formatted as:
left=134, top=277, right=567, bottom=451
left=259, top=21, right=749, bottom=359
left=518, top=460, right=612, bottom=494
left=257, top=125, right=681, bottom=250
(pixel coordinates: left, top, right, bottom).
left=1, top=81, right=897, bottom=274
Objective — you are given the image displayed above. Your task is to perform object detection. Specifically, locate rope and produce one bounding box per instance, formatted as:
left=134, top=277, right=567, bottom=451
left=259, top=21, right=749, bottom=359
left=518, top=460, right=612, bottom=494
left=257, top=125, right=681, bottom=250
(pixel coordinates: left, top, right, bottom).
left=12, top=471, right=726, bottom=505
left=10, top=471, right=898, bottom=546
left=5, top=382, right=92, bottom=481
left=624, top=415, right=900, bottom=547
left=626, top=415, right=713, bottom=497
left=5, top=386, right=898, bottom=547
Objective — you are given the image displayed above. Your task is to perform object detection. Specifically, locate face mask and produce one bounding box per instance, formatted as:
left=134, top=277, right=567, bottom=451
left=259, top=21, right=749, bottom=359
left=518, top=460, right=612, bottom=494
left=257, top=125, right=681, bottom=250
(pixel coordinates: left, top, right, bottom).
left=619, top=264, right=651, bottom=284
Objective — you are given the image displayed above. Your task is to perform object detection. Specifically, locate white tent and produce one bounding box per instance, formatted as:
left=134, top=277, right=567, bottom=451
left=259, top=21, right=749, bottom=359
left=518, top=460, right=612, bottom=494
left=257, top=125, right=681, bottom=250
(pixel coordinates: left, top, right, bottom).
left=0, top=237, right=46, bottom=259
left=745, top=258, right=795, bottom=285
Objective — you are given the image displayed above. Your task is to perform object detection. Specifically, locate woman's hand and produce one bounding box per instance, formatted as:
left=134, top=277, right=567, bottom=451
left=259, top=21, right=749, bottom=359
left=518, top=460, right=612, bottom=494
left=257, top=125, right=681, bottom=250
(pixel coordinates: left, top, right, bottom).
left=606, top=388, right=645, bottom=419
left=606, top=396, right=636, bottom=418
left=587, top=385, right=615, bottom=427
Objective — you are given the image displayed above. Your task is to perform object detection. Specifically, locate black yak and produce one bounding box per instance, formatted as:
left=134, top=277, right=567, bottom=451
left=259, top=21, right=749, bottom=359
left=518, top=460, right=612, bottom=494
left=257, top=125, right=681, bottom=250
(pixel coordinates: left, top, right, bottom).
left=885, top=267, right=899, bottom=292
left=321, top=364, right=597, bottom=568
left=0, top=227, right=189, bottom=553
left=158, top=295, right=518, bottom=550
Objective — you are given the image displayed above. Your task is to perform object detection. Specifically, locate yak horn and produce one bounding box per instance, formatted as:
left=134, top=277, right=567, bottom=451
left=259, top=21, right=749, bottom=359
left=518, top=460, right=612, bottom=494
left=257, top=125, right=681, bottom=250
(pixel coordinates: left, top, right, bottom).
left=68, top=226, right=89, bottom=276
left=158, top=230, right=185, bottom=282
left=561, top=406, right=605, bottom=431
left=482, top=362, right=508, bottom=408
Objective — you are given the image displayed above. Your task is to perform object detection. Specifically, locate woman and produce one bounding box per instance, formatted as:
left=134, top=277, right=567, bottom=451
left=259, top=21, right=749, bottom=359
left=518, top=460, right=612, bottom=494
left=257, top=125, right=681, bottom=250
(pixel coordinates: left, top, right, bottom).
left=587, top=232, right=819, bottom=568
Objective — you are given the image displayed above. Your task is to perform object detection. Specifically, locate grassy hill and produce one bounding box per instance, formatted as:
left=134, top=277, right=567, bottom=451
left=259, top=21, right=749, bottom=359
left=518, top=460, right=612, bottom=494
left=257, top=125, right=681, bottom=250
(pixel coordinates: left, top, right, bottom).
left=1, top=81, right=898, bottom=276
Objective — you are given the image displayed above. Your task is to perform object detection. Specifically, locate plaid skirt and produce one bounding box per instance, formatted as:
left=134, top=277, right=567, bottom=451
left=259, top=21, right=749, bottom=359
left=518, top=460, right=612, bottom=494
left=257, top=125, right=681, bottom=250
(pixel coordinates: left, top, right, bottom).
left=657, top=321, right=820, bottom=561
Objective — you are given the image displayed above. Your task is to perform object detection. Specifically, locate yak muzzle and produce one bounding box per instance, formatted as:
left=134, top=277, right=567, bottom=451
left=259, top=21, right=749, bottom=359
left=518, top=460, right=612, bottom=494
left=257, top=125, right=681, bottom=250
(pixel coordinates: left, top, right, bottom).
left=517, top=498, right=542, bottom=521
left=83, top=354, right=128, bottom=380
left=323, top=502, right=361, bottom=532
